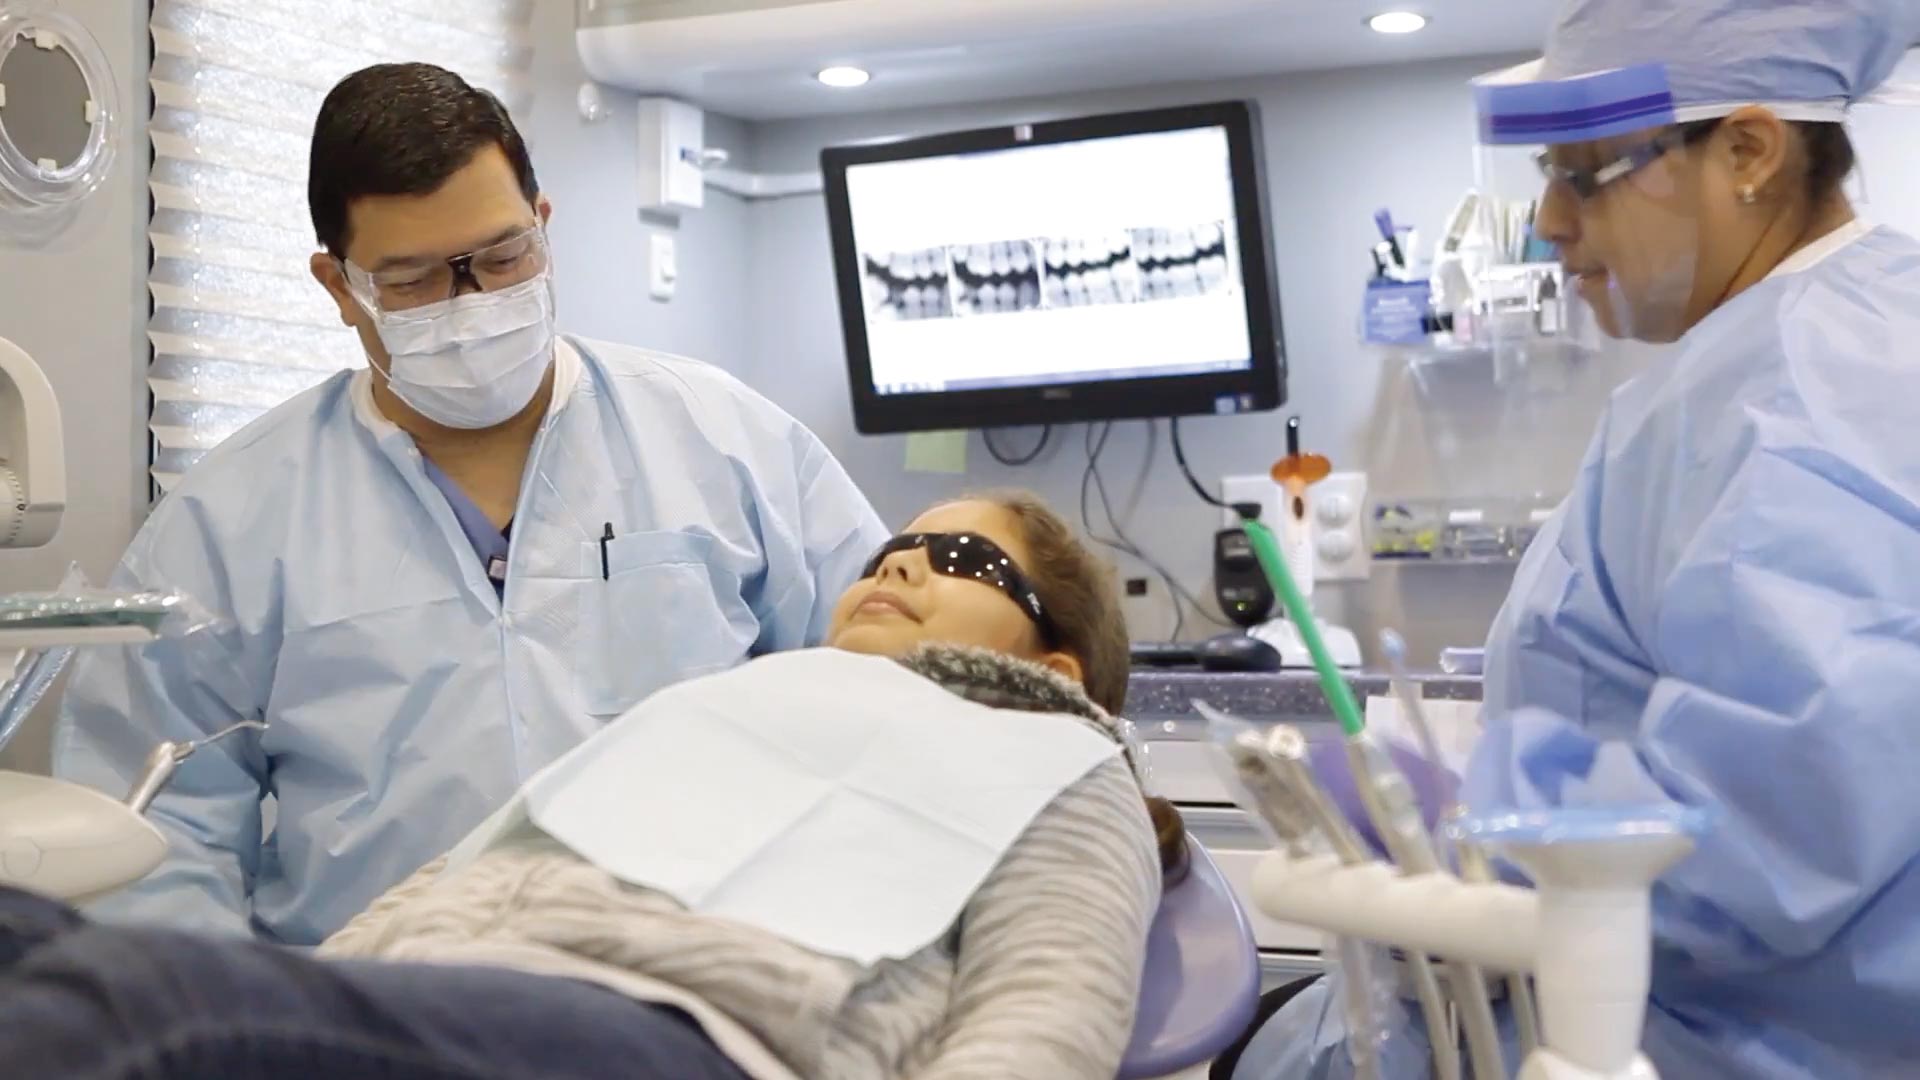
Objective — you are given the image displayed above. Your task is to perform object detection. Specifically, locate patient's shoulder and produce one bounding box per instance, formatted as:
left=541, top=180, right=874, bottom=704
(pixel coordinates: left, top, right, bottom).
left=1012, top=757, right=1158, bottom=874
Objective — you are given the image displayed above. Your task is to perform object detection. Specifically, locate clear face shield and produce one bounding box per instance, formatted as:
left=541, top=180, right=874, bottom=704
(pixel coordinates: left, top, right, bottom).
left=1462, top=123, right=1708, bottom=355
left=1457, top=66, right=1710, bottom=357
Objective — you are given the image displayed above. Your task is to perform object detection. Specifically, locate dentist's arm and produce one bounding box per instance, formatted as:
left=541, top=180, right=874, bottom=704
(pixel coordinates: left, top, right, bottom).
left=52, top=515, right=269, bottom=937
left=755, top=431, right=888, bottom=650
left=1468, top=441, right=1920, bottom=971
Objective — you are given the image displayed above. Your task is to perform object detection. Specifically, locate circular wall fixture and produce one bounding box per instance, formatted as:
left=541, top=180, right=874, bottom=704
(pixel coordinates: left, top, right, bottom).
left=0, top=6, right=118, bottom=215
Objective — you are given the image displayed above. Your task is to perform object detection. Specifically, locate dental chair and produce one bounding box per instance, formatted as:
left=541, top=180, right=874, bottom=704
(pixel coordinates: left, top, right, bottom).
left=1121, top=835, right=1262, bottom=1080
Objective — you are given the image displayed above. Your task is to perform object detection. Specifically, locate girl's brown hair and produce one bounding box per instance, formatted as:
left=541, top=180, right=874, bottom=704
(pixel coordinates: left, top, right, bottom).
left=970, top=490, right=1188, bottom=878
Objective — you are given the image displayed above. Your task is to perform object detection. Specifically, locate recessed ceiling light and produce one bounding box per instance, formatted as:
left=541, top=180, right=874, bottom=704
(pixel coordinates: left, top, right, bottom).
left=816, top=66, right=871, bottom=88
left=1367, top=11, right=1428, bottom=34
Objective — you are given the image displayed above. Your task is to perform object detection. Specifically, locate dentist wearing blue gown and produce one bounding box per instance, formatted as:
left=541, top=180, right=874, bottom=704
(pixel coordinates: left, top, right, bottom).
left=1239, top=0, right=1920, bottom=1076
left=53, top=63, right=887, bottom=946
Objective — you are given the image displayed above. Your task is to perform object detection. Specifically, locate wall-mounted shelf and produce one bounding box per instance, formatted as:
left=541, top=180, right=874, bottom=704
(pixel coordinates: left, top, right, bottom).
left=1368, top=496, right=1557, bottom=566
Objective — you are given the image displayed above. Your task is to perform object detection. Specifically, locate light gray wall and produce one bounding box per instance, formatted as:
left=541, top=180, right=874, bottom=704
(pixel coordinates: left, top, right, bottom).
left=739, top=58, right=1586, bottom=663
left=0, top=0, right=150, bottom=773
left=528, top=0, right=756, bottom=373
left=739, top=64, right=1920, bottom=663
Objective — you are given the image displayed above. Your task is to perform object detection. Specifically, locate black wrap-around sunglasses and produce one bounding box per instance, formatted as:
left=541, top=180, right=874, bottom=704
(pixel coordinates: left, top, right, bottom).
left=860, top=532, right=1058, bottom=645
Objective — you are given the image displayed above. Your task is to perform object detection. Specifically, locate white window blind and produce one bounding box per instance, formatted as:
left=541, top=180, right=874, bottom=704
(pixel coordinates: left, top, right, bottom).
left=146, top=0, right=534, bottom=492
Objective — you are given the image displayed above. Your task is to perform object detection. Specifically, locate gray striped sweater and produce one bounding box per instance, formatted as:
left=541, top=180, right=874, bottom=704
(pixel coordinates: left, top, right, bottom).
left=320, top=645, right=1161, bottom=1080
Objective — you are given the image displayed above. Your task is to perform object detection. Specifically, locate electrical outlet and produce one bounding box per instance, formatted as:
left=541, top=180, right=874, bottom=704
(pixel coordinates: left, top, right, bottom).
left=1220, top=471, right=1372, bottom=583
left=1311, top=471, right=1370, bottom=582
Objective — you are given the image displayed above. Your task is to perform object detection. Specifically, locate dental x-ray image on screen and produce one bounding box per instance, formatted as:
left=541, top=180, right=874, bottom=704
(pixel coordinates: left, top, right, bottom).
left=1132, top=222, right=1236, bottom=301
left=861, top=247, right=954, bottom=321
left=952, top=241, right=1043, bottom=315
left=823, top=100, right=1285, bottom=432
left=1039, top=233, right=1142, bottom=309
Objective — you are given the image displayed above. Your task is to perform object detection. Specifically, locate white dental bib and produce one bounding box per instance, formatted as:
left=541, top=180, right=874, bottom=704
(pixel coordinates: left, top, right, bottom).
left=442, top=649, right=1121, bottom=965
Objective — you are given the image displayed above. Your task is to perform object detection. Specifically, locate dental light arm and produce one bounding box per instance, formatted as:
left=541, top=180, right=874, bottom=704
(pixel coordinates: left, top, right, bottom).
left=0, top=336, right=65, bottom=549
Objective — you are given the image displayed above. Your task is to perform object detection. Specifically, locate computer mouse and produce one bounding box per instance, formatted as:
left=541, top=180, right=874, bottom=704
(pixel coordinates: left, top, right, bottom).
left=1196, top=632, right=1284, bottom=673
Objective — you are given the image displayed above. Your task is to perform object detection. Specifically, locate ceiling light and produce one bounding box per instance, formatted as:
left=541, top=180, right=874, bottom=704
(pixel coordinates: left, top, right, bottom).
left=816, top=66, right=871, bottom=88
left=1367, top=11, right=1428, bottom=34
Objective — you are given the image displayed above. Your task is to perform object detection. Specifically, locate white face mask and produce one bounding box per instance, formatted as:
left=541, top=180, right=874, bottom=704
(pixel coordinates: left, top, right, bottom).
left=366, top=273, right=557, bottom=430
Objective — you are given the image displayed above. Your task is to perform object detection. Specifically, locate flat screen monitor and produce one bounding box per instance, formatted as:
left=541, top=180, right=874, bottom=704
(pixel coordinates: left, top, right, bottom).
left=822, top=100, right=1287, bottom=434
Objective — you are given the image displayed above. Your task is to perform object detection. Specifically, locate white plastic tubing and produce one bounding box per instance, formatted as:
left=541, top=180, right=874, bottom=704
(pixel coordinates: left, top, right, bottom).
left=1250, top=852, right=1542, bottom=973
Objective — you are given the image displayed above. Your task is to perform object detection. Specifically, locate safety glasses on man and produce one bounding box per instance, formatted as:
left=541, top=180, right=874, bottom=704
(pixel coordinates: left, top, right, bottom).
left=340, top=222, right=551, bottom=313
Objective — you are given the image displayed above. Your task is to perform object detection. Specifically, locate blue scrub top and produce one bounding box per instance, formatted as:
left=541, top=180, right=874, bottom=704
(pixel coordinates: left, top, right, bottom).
left=420, top=457, right=511, bottom=598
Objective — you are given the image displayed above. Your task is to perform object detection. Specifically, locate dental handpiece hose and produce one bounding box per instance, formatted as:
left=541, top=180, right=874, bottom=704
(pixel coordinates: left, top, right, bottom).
left=1262, top=726, right=1459, bottom=1080
left=1239, top=516, right=1460, bottom=1074
left=1212, top=718, right=1389, bottom=1080
left=1376, top=630, right=1513, bottom=1077
left=1255, top=725, right=1394, bottom=1080
left=1239, top=516, right=1364, bottom=737
left=1345, top=737, right=1504, bottom=1080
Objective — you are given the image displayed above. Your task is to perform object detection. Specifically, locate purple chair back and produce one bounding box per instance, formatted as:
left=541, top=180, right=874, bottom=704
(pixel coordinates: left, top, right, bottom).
left=1118, top=837, right=1261, bottom=1079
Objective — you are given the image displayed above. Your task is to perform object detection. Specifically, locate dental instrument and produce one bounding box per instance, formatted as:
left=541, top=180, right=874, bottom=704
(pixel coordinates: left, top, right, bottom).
left=124, top=719, right=269, bottom=815
left=1331, top=729, right=1472, bottom=1079
left=1200, top=707, right=1393, bottom=1080
left=1374, top=208, right=1407, bottom=272
left=1362, top=635, right=1501, bottom=1079
left=1205, top=684, right=1458, bottom=1078
left=1241, top=492, right=1469, bottom=1077
left=1382, top=629, right=1540, bottom=1058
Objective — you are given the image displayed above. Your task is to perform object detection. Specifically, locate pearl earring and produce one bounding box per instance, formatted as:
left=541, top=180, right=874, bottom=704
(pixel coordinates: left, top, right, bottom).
left=1738, top=185, right=1758, bottom=205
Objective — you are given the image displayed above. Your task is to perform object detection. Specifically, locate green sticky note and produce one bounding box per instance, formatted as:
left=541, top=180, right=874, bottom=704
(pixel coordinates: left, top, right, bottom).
left=904, top=430, right=968, bottom=474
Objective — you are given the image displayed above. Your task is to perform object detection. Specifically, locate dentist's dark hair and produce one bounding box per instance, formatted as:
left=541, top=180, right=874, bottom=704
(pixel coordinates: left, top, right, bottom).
left=308, top=62, right=539, bottom=257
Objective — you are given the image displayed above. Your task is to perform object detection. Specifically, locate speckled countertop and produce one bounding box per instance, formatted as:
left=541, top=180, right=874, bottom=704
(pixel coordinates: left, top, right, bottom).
left=1125, top=669, right=1482, bottom=722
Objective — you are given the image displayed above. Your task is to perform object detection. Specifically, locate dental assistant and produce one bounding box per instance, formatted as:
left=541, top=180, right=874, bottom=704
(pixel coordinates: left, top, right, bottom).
left=1240, top=1, right=1920, bottom=1076
left=53, top=63, right=887, bottom=945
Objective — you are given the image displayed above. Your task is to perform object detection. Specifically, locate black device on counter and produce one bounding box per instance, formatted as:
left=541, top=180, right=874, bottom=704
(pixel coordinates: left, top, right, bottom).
left=1214, top=526, right=1275, bottom=628
left=1129, top=641, right=1201, bottom=668
left=1197, top=632, right=1283, bottom=672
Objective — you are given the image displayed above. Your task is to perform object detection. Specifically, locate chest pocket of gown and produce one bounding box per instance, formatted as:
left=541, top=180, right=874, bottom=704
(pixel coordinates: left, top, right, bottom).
left=577, top=530, right=760, bottom=717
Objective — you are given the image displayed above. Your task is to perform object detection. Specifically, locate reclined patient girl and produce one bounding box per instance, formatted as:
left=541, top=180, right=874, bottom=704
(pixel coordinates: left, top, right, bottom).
left=0, top=492, right=1181, bottom=1080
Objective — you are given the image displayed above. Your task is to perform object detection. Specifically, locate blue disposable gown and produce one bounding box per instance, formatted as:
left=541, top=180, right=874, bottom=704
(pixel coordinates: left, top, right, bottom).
left=1239, top=225, right=1920, bottom=1078
left=54, top=337, right=887, bottom=945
